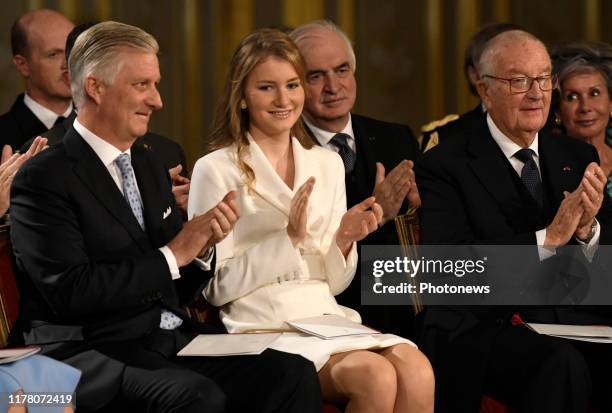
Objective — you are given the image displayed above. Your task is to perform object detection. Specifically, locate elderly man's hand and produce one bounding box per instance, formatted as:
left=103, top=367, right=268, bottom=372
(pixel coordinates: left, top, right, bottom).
left=374, top=160, right=420, bottom=224
left=574, top=162, right=606, bottom=240
left=169, top=164, right=190, bottom=219
left=0, top=137, right=48, bottom=216
left=545, top=189, right=584, bottom=247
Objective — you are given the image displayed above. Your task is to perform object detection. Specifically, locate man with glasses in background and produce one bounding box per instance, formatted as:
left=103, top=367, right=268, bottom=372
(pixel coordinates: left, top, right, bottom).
left=416, top=29, right=612, bottom=412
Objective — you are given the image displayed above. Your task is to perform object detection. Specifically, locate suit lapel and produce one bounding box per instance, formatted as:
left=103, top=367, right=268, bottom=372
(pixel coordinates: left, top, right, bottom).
left=466, top=120, right=534, bottom=221
left=351, top=114, right=378, bottom=190
left=12, top=94, right=47, bottom=148
left=64, top=128, right=149, bottom=251
left=245, top=134, right=295, bottom=215
left=131, top=142, right=166, bottom=242
left=539, top=131, right=582, bottom=209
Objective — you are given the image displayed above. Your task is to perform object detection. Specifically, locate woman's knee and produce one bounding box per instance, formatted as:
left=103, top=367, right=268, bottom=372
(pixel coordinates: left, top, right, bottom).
left=384, top=345, right=435, bottom=395
left=334, top=351, right=398, bottom=397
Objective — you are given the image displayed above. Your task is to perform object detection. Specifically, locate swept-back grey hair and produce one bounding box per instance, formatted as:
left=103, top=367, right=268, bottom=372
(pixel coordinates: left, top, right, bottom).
left=552, top=41, right=612, bottom=97
left=69, top=21, right=158, bottom=108
left=478, top=30, right=548, bottom=79
left=290, top=20, right=356, bottom=71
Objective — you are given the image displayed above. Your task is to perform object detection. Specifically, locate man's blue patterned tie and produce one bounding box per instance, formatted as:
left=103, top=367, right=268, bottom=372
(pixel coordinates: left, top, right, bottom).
left=114, top=153, right=183, bottom=330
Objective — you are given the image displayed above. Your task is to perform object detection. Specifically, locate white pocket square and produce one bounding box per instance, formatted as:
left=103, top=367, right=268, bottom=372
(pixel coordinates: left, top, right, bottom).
left=162, top=207, right=172, bottom=219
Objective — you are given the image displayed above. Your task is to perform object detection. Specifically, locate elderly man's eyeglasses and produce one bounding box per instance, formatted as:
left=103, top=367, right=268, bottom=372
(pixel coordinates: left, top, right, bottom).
left=482, top=74, right=556, bottom=94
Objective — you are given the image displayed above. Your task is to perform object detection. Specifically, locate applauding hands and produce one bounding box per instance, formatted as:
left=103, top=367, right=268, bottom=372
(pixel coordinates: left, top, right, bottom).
left=545, top=162, right=607, bottom=246
left=0, top=136, right=47, bottom=216
left=287, top=177, right=315, bottom=247
left=373, top=160, right=420, bottom=225
left=336, top=197, right=383, bottom=256
left=169, top=191, right=240, bottom=266
left=287, top=177, right=383, bottom=257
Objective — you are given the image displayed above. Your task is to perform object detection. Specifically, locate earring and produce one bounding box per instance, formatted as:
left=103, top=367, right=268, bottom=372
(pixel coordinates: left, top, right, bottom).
left=554, top=116, right=562, bottom=126
left=240, top=101, right=247, bottom=110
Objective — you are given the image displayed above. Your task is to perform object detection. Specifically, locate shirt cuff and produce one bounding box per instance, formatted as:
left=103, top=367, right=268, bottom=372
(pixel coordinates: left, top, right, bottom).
left=535, top=228, right=556, bottom=261
left=576, top=219, right=600, bottom=262
left=194, top=247, right=214, bottom=271
left=159, top=246, right=181, bottom=280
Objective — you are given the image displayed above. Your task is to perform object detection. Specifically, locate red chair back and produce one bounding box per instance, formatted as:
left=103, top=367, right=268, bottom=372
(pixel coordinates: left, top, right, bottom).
left=0, top=224, right=19, bottom=347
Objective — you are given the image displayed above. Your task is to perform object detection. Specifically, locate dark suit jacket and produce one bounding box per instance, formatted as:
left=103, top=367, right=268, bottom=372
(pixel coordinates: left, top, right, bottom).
left=308, top=113, right=421, bottom=337
left=21, top=111, right=188, bottom=176
left=9, top=127, right=212, bottom=409
left=415, top=116, right=612, bottom=411
left=0, top=93, right=48, bottom=151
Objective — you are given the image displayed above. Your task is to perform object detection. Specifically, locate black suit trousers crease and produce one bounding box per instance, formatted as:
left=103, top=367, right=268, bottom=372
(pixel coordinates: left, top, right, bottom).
left=87, top=327, right=322, bottom=413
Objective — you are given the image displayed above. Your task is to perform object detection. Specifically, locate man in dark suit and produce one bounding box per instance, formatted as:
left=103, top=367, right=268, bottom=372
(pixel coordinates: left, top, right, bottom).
left=416, top=29, right=612, bottom=413
left=19, top=21, right=191, bottom=215
left=0, top=9, right=74, bottom=151
left=290, top=21, right=422, bottom=338
left=10, top=21, right=321, bottom=413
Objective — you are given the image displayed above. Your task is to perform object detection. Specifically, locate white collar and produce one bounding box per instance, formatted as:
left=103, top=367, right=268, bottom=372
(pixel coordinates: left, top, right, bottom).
left=303, top=114, right=354, bottom=146
left=74, top=119, right=130, bottom=167
left=23, top=93, right=73, bottom=130
left=487, top=113, right=539, bottom=161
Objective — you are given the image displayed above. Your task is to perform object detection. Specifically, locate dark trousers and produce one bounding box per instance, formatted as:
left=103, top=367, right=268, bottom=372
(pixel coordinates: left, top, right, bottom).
left=485, top=325, right=592, bottom=413
left=485, top=324, right=612, bottom=413
left=424, top=322, right=611, bottom=413
left=77, top=328, right=322, bottom=413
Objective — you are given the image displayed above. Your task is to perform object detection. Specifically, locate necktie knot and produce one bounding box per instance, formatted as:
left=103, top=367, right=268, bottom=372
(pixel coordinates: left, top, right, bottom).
left=514, top=148, right=536, bottom=164
left=330, top=133, right=356, bottom=173
left=53, top=116, right=66, bottom=126
left=331, top=133, right=350, bottom=148
left=114, top=153, right=131, bottom=171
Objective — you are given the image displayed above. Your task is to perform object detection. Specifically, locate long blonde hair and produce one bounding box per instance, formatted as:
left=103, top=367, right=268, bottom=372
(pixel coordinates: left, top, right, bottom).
left=206, top=28, right=313, bottom=187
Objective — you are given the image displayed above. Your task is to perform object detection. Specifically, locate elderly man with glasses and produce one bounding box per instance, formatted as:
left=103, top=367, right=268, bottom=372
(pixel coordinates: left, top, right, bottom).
left=416, top=30, right=612, bottom=413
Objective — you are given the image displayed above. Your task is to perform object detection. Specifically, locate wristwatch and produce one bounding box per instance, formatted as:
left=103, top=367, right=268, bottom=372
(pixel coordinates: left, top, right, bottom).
left=579, top=219, right=598, bottom=243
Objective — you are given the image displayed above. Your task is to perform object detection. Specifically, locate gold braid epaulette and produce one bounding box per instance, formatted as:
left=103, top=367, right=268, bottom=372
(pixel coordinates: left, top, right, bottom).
left=418, top=114, right=460, bottom=152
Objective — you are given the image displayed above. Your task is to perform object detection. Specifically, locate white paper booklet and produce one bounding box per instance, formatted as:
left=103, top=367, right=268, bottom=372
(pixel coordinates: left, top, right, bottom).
left=526, top=323, right=612, bottom=343
left=286, top=314, right=380, bottom=339
left=0, top=346, right=40, bottom=364
left=177, top=333, right=282, bottom=357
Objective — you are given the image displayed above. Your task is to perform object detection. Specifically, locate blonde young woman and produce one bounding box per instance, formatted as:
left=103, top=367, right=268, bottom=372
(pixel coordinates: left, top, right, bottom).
left=188, top=29, right=433, bottom=413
